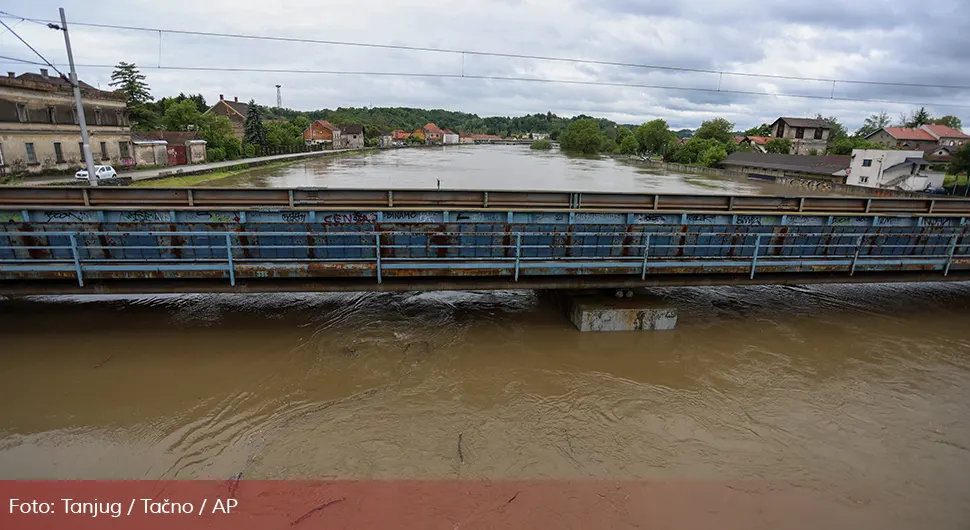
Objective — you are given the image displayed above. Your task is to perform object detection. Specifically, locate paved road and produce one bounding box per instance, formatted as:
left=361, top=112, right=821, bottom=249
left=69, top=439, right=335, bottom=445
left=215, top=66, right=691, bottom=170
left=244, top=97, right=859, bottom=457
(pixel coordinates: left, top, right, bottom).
left=19, top=149, right=355, bottom=186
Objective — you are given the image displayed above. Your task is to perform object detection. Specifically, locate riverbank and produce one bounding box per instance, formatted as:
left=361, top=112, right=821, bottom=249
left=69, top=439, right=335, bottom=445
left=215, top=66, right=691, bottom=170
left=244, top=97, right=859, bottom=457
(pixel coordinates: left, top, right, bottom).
left=133, top=149, right=375, bottom=187
left=4, top=148, right=375, bottom=187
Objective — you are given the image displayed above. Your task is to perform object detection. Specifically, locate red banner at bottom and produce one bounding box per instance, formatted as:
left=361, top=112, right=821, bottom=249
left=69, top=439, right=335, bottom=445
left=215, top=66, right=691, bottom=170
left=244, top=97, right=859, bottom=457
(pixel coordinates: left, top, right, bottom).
left=1, top=479, right=883, bottom=529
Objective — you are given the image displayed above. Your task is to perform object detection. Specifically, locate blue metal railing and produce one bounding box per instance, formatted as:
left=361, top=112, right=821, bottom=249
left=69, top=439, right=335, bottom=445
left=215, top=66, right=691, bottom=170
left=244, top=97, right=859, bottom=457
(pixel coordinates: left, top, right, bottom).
left=1, top=228, right=967, bottom=287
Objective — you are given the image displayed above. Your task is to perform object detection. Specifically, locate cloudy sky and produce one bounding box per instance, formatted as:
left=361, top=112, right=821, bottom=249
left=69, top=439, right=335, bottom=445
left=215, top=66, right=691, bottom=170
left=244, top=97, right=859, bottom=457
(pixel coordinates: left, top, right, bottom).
left=1, top=0, right=968, bottom=131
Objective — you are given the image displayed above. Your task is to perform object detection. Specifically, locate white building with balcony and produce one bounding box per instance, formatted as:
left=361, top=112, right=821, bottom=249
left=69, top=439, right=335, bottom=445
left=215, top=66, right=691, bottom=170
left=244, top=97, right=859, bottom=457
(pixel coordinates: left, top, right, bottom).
left=847, top=149, right=945, bottom=192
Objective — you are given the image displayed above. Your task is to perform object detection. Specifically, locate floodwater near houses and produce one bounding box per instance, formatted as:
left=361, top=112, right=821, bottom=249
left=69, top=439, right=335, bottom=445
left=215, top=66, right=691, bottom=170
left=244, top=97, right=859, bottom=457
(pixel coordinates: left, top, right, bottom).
left=190, top=144, right=798, bottom=194
left=1, top=282, right=969, bottom=528
left=1, top=145, right=969, bottom=527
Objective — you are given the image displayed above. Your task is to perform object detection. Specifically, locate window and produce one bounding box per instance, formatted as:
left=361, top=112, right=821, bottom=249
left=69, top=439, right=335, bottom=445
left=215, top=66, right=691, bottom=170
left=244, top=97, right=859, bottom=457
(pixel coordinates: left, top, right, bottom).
left=78, top=142, right=84, bottom=159
left=47, top=106, right=56, bottom=124
left=99, top=141, right=108, bottom=160
left=119, top=141, right=130, bottom=158
left=16, top=103, right=28, bottom=122
left=862, top=159, right=873, bottom=167
left=25, top=142, right=37, bottom=164
left=72, top=107, right=79, bottom=125
left=860, top=176, right=869, bottom=184
left=115, top=111, right=123, bottom=126
left=95, top=108, right=103, bottom=125
left=776, top=122, right=785, bottom=137
left=814, top=128, right=823, bottom=140
left=54, top=142, right=65, bottom=163
left=795, top=127, right=805, bottom=139
left=0, top=143, right=4, bottom=166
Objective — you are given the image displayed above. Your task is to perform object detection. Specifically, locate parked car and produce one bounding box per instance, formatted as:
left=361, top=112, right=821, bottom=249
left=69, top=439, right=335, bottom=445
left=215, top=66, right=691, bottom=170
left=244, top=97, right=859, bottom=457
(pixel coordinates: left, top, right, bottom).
left=924, top=186, right=950, bottom=195
left=75, top=165, right=117, bottom=180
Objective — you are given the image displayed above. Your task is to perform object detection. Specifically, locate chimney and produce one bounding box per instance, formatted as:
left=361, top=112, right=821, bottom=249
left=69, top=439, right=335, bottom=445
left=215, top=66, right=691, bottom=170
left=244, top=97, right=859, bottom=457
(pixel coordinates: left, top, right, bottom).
left=40, top=68, right=48, bottom=78
left=219, top=94, right=224, bottom=100
left=6, top=72, right=13, bottom=79
left=234, top=96, right=238, bottom=103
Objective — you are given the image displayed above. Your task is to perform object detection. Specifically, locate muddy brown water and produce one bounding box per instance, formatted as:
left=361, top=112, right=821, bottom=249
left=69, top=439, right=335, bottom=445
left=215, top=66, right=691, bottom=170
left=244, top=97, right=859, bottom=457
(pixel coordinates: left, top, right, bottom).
left=196, top=144, right=798, bottom=194
left=0, top=283, right=969, bottom=527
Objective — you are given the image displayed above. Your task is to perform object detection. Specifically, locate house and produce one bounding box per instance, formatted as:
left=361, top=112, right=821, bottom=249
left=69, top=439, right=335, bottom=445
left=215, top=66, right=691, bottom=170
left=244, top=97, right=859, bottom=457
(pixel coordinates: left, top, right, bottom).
left=739, top=136, right=772, bottom=153
left=0, top=69, right=132, bottom=175
left=378, top=129, right=393, bottom=148
left=846, top=149, right=944, bottom=192
left=442, top=128, right=459, bottom=144
left=303, top=120, right=341, bottom=147
left=391, top=130, right=409, bottom=142
left=923, top=145, right=954, bottom=164
left=768, top=117, right=831, bottom=155
left=131, top=131, right=206, bottom=166
left=464, top=133, right=503, bottom=144
left=411, top=128, right=425, bottom=141
left=719, top=152, right=851, bottom=181
left=864, top=127, right=938, bottom=150
left=338, top=124, right=364, bottom=149
left=205, top=95, right=249, bottom=140
left=421, top=122, right=444, bottom=144
left=916, top=124, right=969, bottom=149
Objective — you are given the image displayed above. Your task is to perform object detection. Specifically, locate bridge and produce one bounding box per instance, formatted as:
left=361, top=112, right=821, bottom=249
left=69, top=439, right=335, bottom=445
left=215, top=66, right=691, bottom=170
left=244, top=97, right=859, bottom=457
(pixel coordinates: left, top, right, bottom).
left=1, top=186, right=969, bottom=296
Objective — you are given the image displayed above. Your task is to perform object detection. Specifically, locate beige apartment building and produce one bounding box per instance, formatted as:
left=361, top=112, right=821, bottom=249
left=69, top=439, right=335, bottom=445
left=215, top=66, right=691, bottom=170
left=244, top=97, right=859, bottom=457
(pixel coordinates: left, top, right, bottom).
left=0, top=69, right=131, bottom=176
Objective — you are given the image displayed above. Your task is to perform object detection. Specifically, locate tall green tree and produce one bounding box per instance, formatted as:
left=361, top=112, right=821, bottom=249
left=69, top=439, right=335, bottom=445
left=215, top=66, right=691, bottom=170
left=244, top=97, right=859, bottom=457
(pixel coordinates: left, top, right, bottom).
left=693, top=118, right=735, bottom=145
left=764, top=138, right=793, bottom=154
left=558, top=119, right=607, bottom=154
left=900, top=107, right=932, bottom=128
left=160, top=100, right=202, bottom=131
left=815, top=114, right=848, bottom=142
left=742, top=123, right=772, bottom=137
left=933, top=116, right=963, bottom=131
left=243, top=100, right=267, bottom=147
left=635, top=119, right=675, bottom=155
left=109, top=62, right=157, bottom=130
left=615, top=135, right=639, bottom=155
left=950, top=142, right=970, bottom=175
left=855, top=112, right=891, bottom=138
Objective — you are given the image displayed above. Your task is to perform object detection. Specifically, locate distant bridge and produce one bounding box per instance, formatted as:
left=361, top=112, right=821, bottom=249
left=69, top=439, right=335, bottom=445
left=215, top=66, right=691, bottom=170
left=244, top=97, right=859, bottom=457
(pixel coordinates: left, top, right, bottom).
left=0, top=186, right=969, bottom=295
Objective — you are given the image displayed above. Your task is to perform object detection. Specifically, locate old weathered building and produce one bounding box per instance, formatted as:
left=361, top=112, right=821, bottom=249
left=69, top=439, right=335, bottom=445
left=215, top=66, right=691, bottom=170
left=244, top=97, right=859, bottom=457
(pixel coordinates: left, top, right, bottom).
left=131, top=131, right=207, bottom=166
left=205, top=95, right=249, bottom=140
left=768, top=117, right=831, bottom=155
left=338, top=124, right=364, bottom=149
left=0, top=69, right=131, bottom=175
left=719, top=152, right=851, bottom=181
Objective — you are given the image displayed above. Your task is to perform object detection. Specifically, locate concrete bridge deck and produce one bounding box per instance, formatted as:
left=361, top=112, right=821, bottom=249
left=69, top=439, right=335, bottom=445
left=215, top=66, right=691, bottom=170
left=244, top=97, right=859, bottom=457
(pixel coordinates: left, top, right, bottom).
left=1, top=186, right=968, bottom=295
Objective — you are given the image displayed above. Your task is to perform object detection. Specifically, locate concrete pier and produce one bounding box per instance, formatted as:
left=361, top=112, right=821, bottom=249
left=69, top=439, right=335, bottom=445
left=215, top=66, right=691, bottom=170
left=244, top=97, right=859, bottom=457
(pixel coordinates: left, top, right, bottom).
left=560, top=290, right=678, bottom=332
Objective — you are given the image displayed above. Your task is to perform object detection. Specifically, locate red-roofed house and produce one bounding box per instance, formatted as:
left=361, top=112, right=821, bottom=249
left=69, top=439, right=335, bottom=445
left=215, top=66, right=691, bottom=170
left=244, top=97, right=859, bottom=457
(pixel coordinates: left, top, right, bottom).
left=865, top=127, right=939, bottom=149
left=919, top=124, right=970, bottom=149
left=391, top=130, right=410, bottom=141
left=740, top=136, right=772, bottom=153
left=303, top=120, right=341, bottom=147
left=421, top=123, right=444, bottom=144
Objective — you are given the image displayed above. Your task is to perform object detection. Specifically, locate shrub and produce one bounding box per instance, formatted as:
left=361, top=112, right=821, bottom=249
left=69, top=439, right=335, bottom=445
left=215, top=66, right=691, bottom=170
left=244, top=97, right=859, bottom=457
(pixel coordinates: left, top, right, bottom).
left=530, top=138, right=553, bottom=150
left=207, top=147, right=226, bottom=162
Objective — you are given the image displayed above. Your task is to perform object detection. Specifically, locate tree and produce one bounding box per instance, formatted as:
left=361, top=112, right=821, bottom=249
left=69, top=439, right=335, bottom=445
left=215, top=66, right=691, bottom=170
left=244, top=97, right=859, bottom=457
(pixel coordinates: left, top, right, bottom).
left=243, top=100, right=266, bottom=147
left=363, top=124, right=381, bottom=140
left=830, top=137, right=883, bottom=155
left=559, top=118, right=607, bottom=154
left=764, top=138, right=793, bottom=154
left=669, top=137, right=721, bottom=165
left=700, top=144, right=728, bottom=167
left=899, top=107, right=932, bottom=128
left=815, top=114, right=848, bottom=142
left=693, top=118, right=735, bottom=145
left=742, top=123, right=772, bottom=137
left=615, top=135, right=639, bottom=155
left=161, top=99, right=202, bottom=131
left=933, top=116, right=963, bottom=131
left=950, top=142, right=970, bottom=175
left=615, top=126, right=633, bottom=146
left=196, top=114, right=241, bottom=160
left=265, top=121, right=304, bottom=148
left=530, top=138, right=553, bottom=150
left=109, top=62, right=157, bottom=130
left=292, top=115, right=311, bottom=131
left=855, top=112, right=891, bottom=138
left=634, top=119, right=675, bottom=155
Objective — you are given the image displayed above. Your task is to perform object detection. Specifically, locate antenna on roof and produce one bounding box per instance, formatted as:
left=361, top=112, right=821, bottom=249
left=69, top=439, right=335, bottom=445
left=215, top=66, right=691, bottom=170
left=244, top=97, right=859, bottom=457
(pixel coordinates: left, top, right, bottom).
left=275, top=84, right=282, bottom=109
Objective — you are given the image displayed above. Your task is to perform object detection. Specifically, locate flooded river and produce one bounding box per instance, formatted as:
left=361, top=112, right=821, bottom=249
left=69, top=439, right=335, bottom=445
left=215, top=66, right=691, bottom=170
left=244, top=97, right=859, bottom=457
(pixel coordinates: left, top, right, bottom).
left=199, top=144, right=795, bottom=194
left=1, top=283, right=969, bottom=527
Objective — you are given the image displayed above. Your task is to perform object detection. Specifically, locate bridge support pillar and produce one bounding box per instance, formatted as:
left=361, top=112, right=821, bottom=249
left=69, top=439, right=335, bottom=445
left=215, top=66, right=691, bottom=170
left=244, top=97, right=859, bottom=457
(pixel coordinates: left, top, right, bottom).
left=557, top=290, right=677, bottom=332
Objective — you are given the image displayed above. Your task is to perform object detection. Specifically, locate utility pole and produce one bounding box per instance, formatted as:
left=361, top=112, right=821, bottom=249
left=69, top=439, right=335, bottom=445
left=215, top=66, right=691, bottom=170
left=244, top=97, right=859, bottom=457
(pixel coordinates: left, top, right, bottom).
left=59, top=8, right=97, bottom=187
left=276, top=84, right=282, bottom=109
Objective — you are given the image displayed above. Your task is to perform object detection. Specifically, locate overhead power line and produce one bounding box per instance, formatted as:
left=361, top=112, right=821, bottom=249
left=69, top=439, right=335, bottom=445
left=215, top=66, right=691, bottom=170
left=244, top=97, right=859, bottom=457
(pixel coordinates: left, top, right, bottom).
left=1, top=57, right=968, bottom=109
left=0, top=15, right=69, bottom=81
left=1, top=9, right=969, bottom=92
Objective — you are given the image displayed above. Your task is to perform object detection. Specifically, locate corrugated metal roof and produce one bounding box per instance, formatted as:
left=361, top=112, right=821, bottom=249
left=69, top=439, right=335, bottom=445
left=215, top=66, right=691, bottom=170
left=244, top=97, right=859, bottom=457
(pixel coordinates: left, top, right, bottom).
left=720, top=152, right=850, bottom=176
